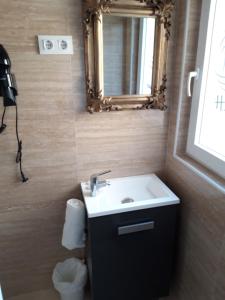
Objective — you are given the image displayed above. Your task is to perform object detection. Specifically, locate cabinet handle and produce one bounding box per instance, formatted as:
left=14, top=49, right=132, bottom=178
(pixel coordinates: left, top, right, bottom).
left=118, top=221, right=154, bottom=235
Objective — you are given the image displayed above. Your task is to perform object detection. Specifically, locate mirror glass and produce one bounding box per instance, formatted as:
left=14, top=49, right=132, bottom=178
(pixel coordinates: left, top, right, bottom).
left=103, top=15, right=155, bottom=96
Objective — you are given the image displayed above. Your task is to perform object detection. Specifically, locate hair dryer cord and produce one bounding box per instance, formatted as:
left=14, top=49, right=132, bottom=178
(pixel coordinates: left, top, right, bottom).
left=0, top=107, right=6, bottom=133
left=15, top=103, right=28, bottom=182
left=0, top=104, right=28, bottom=182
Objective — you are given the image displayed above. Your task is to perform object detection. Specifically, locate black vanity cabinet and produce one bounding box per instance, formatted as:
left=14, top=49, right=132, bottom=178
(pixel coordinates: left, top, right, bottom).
left=87, top=205, right=179, bottom=300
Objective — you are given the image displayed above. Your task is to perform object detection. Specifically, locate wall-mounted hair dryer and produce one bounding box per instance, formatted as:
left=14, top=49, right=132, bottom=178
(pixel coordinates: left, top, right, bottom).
left=0, top=44, right=28, bottom=183
left=0, top=45, right=17, bottom=107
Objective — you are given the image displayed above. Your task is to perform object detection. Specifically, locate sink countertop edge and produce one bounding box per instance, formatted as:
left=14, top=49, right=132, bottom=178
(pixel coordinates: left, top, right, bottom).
left=81, top=173, right=180, bottom=218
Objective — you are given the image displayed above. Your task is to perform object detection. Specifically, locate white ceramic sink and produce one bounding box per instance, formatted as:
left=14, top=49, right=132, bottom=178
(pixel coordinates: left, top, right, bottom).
left=81, top=174, right=180, bottom=218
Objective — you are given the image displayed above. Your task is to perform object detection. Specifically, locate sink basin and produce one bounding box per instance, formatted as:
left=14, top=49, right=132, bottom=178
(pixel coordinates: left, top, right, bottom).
left=81, top=174, right=180, bottom=218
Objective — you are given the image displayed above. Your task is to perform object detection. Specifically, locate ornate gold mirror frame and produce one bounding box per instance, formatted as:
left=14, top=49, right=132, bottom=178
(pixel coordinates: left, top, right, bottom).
left=83, top=0, right=174, bottom=113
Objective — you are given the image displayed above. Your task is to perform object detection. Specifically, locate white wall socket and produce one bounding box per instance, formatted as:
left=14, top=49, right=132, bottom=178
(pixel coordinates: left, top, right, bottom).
left=38, top=35, right=74, bottom=55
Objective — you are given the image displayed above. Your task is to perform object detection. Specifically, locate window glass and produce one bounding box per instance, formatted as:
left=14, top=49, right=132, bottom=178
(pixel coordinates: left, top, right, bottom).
left=195, top=0, right=225, bottom=162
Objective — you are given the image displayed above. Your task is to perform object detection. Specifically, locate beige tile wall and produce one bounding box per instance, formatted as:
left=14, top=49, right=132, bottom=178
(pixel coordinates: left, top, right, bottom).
left=0, top=0, right=169, bottom=298
left=165, top=0, right=225, bottom=299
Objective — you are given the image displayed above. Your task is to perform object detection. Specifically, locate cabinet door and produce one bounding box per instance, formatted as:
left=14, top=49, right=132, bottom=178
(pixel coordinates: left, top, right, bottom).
left=88, top=205, right=178, bottom=300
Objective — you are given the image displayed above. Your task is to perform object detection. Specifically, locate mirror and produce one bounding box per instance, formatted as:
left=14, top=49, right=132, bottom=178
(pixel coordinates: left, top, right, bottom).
left=83, top=0, right=174, bottom=113
left=103, top=16, right=155, bottom=96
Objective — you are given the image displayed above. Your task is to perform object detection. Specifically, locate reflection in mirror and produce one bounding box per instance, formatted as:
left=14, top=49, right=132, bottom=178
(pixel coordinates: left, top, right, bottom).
left=103, top=16, right=155, bottom=96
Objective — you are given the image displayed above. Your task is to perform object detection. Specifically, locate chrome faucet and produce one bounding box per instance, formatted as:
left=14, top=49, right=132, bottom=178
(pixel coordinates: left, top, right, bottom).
left=90, top=170, right=111, bottom=196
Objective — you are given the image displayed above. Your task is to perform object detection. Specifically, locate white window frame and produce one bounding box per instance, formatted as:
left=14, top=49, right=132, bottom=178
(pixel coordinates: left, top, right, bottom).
left=186, top=0, right=225, bottom=179
left=0, top=285, right=3, bottom=300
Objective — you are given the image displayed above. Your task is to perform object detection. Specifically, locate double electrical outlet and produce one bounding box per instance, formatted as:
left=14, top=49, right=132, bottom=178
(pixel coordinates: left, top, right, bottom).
left=38, top=35, right=73, bottom=55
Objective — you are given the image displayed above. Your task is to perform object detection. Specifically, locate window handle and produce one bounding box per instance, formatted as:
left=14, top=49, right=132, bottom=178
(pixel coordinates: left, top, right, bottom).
left=187, top=69, right=199, bottom=97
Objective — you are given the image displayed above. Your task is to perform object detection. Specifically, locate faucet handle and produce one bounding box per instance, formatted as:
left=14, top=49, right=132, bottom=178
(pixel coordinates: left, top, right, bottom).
left=96, top=170, right=111, bottom=177
left=91, top=170, right=111, bottom=179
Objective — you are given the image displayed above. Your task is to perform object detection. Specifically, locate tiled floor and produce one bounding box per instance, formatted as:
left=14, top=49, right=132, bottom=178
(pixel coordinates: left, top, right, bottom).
left=7, top=289, right=90, bottom=300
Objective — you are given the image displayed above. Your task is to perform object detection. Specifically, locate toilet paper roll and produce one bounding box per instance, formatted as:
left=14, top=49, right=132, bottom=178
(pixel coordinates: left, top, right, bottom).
left=62, top=199, right=86, bottom=250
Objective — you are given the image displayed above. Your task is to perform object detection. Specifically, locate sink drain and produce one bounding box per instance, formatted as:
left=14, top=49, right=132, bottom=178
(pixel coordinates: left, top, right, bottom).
left=121, top=197, right=134, bottom=204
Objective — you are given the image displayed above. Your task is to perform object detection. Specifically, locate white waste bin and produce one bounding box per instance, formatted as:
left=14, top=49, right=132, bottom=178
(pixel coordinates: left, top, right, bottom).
left=52, top=257, right=87, bottom=300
